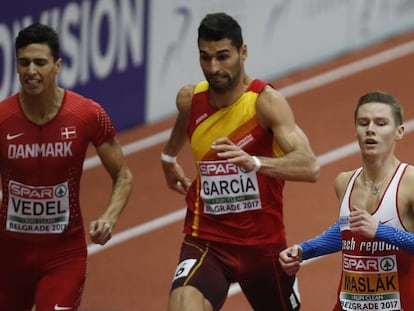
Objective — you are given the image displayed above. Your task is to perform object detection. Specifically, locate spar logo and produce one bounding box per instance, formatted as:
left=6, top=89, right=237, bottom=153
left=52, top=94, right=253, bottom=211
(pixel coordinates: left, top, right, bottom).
left=380, top=257, right=395, bottom=272
left=199, top=161, right=239, bottom=176
left=10, top=181, right=54, bottom=199
left=343, top=254, right=397, bottom=273
left=343, top=256, right=379, bottom=272
left=9, top=181, right=68, bottom=200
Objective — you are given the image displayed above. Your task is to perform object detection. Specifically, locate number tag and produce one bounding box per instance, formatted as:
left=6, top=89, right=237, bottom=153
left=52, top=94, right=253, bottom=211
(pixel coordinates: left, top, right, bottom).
left=173, top=259, right=197, bottom=281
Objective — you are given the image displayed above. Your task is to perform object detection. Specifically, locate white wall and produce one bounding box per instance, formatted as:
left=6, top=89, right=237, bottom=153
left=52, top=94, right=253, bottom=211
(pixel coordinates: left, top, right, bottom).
left=146, top=0, right=414, bottom=122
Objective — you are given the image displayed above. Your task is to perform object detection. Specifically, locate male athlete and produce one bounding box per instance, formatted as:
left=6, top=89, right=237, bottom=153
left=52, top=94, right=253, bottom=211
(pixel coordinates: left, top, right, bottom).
left=280, top=91, right=414, bottom=310
left=161, top=12, right=319, bottom=311
left=0, top=23, right=133, bottom=310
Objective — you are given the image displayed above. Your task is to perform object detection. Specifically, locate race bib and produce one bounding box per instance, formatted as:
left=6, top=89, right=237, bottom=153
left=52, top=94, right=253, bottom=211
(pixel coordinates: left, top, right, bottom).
left=198, top=160, right=262, bottom=215
left=6, top=180, right=70, bottom=234
left=340, top=253, right=401, bottom=311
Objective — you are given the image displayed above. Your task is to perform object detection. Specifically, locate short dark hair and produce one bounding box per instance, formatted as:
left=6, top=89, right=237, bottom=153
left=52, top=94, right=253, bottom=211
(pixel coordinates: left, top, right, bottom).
left=198, top=12, right=243, bottom=49
left=355, top=91, right=404, bottom=125
left=15, top=23, right=60, bottom=61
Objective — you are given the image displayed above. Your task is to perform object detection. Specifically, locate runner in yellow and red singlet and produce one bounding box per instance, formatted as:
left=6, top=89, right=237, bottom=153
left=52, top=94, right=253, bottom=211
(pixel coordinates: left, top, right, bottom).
left=161, top=12, right=320, bottom=311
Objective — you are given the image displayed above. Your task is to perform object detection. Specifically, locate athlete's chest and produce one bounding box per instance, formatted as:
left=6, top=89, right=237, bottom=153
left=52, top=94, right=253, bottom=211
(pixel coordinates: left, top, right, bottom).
left=0, top=114, right=90, bottom=174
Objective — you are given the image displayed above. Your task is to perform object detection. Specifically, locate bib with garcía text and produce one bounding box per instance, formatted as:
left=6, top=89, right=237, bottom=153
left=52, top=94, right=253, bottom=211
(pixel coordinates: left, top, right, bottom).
left=198, top=160, right=262, bottom=215
left=6, top=180, right=70, bottom=234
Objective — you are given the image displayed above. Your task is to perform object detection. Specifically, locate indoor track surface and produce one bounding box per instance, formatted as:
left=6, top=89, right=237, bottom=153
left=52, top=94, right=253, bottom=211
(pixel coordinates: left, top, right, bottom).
left=77, top=30, right=414, bottom=310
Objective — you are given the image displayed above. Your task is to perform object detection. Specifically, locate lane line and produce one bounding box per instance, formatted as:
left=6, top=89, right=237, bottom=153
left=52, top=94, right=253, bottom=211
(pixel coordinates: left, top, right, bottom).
left=87, top=209, right=186, bottom=254
left=85, top=38, right=414, bottom=297
left=87, top=39, right=414, bottom=254
left=87, top=39, right=414, bottom=255
left=83, top=129, right=172, bottom=170
left=83, top=39, right=414, bottom=170
left=228, top=119, right=414, bottom=297
left=87, top=119, right=414, bottom=256
left=88, top=119, right=414, bottom=297
left=280, top=40, right=414, bottom=98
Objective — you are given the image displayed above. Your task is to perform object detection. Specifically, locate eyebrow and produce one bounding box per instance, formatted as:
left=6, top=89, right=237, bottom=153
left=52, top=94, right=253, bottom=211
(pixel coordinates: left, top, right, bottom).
left=199, top=48, right=231, bottom=55
left=357, top=116, right=390, bottom=122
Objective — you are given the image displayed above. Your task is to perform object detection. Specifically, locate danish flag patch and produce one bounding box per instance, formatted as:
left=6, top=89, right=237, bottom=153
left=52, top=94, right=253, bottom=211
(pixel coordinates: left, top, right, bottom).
left=61, top=126, right=77, bottom=140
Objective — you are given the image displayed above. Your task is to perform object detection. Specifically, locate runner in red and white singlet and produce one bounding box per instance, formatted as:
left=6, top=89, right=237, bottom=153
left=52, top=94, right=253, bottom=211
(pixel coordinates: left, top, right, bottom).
left=280, top=91, right=414, bottom=311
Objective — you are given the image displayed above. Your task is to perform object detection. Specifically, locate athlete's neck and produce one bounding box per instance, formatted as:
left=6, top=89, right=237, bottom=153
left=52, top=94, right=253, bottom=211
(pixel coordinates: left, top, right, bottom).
left=19, top=87, right=64, bottom=125
left=209, top=75, right=252, bottom=109
left=361, top=157, right=400, bottom=185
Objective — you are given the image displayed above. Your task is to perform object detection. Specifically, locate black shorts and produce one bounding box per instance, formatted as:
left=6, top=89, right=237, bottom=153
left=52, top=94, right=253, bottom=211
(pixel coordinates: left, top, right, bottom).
left=171, top=235, right=300, bottom=311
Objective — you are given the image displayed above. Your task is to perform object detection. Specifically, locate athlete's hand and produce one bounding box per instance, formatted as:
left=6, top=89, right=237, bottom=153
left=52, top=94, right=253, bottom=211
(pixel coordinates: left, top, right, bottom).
left=211, top=137, right=258, bottom=172
left=279, top=245, right=303, bottom=276
left=89, top=219, right=113, bottom=245
left=161, top=161, right=192, bottom=195
left=349, top=205, right=379, bottom=239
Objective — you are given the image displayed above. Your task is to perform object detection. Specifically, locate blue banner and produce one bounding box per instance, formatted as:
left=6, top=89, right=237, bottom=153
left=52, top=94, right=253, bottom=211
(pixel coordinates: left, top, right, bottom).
left=0, top=0, right=148, bottom=131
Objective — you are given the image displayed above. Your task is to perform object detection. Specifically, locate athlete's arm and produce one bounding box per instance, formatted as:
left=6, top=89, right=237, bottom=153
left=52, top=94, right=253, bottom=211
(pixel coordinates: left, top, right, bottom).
left=279, top=222, right=342, bottom=275
left=212, top=86, right=320, bottom=181
left=350, top=206, right=414, bottom=254
left=256, top=87, right=319, bottom=181
left=375, top=224, right=414, bottom=253
left=294, top=171, right=351, bottom=259
left=373, top=165, right=414, bottom=253
left=89, top=136, right=133, bottom=245
left=161, top=84, right=194, bottom=195
left=350, top=165, right=414, bottom=253
left=300, top=221, right=343, bottom=260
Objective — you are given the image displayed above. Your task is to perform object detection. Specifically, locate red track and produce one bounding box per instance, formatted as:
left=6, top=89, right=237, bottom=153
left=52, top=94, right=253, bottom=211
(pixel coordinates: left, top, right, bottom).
left=78, top=31, right=414, bottom=311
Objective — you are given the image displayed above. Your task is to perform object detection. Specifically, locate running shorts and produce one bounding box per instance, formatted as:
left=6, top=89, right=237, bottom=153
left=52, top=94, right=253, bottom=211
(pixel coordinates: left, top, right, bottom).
left=170, top=235, right=301, bottom=311
left=0, top=232, right=87, bottom=311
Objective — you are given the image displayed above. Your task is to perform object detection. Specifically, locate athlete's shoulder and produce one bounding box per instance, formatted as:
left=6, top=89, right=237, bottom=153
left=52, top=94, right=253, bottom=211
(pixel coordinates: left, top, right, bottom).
left=0, top=93, right=19, bottom=106
left=335, top=169, right=358, bottom=198
left=403, top=163, right=414, bottom=172
left=248, top=78, right=270, bottom=93
left=63, top=90, right=107, bottom=116
left=62, top=90, right=115, bottom=142
left=0, top=93, right=18, bottom=104
left=178, top=83, right=197, bottom=96
left=401, top=164, right=414, bottom=183
left=191, top=82, right=207, bottom=95
left=335, top=170, right=357, bottom=184
left=64, top=90, right=99, bottom=107
left=0, top=93, right=21, bottom=121
left=59, top=90, right=115, bottom=137
left=177, top=84, right=197, bottom=112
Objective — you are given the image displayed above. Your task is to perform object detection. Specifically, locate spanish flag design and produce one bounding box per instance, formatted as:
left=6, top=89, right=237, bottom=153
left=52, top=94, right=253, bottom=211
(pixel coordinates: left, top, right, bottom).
left=183, top=79, right=286, bottom=245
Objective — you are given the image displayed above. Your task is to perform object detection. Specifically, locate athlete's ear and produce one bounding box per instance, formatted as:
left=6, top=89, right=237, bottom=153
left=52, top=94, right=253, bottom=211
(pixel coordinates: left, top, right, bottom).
left=54, top=58, right=62, bottom=74
left=240, top=44, right=247, bottom=61
left=395, top=125, right=404, bottom=140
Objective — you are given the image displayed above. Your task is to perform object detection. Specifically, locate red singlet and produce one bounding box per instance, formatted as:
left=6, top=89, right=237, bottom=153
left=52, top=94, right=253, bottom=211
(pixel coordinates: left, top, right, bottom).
left=0, top=90, right=116, bottom=311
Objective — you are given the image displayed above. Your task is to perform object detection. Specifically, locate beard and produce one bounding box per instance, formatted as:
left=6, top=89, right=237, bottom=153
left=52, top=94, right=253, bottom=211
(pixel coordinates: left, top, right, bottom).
left=207, top=76, right=235, bottom=92
left=204, top=64, right=242, bottom=93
